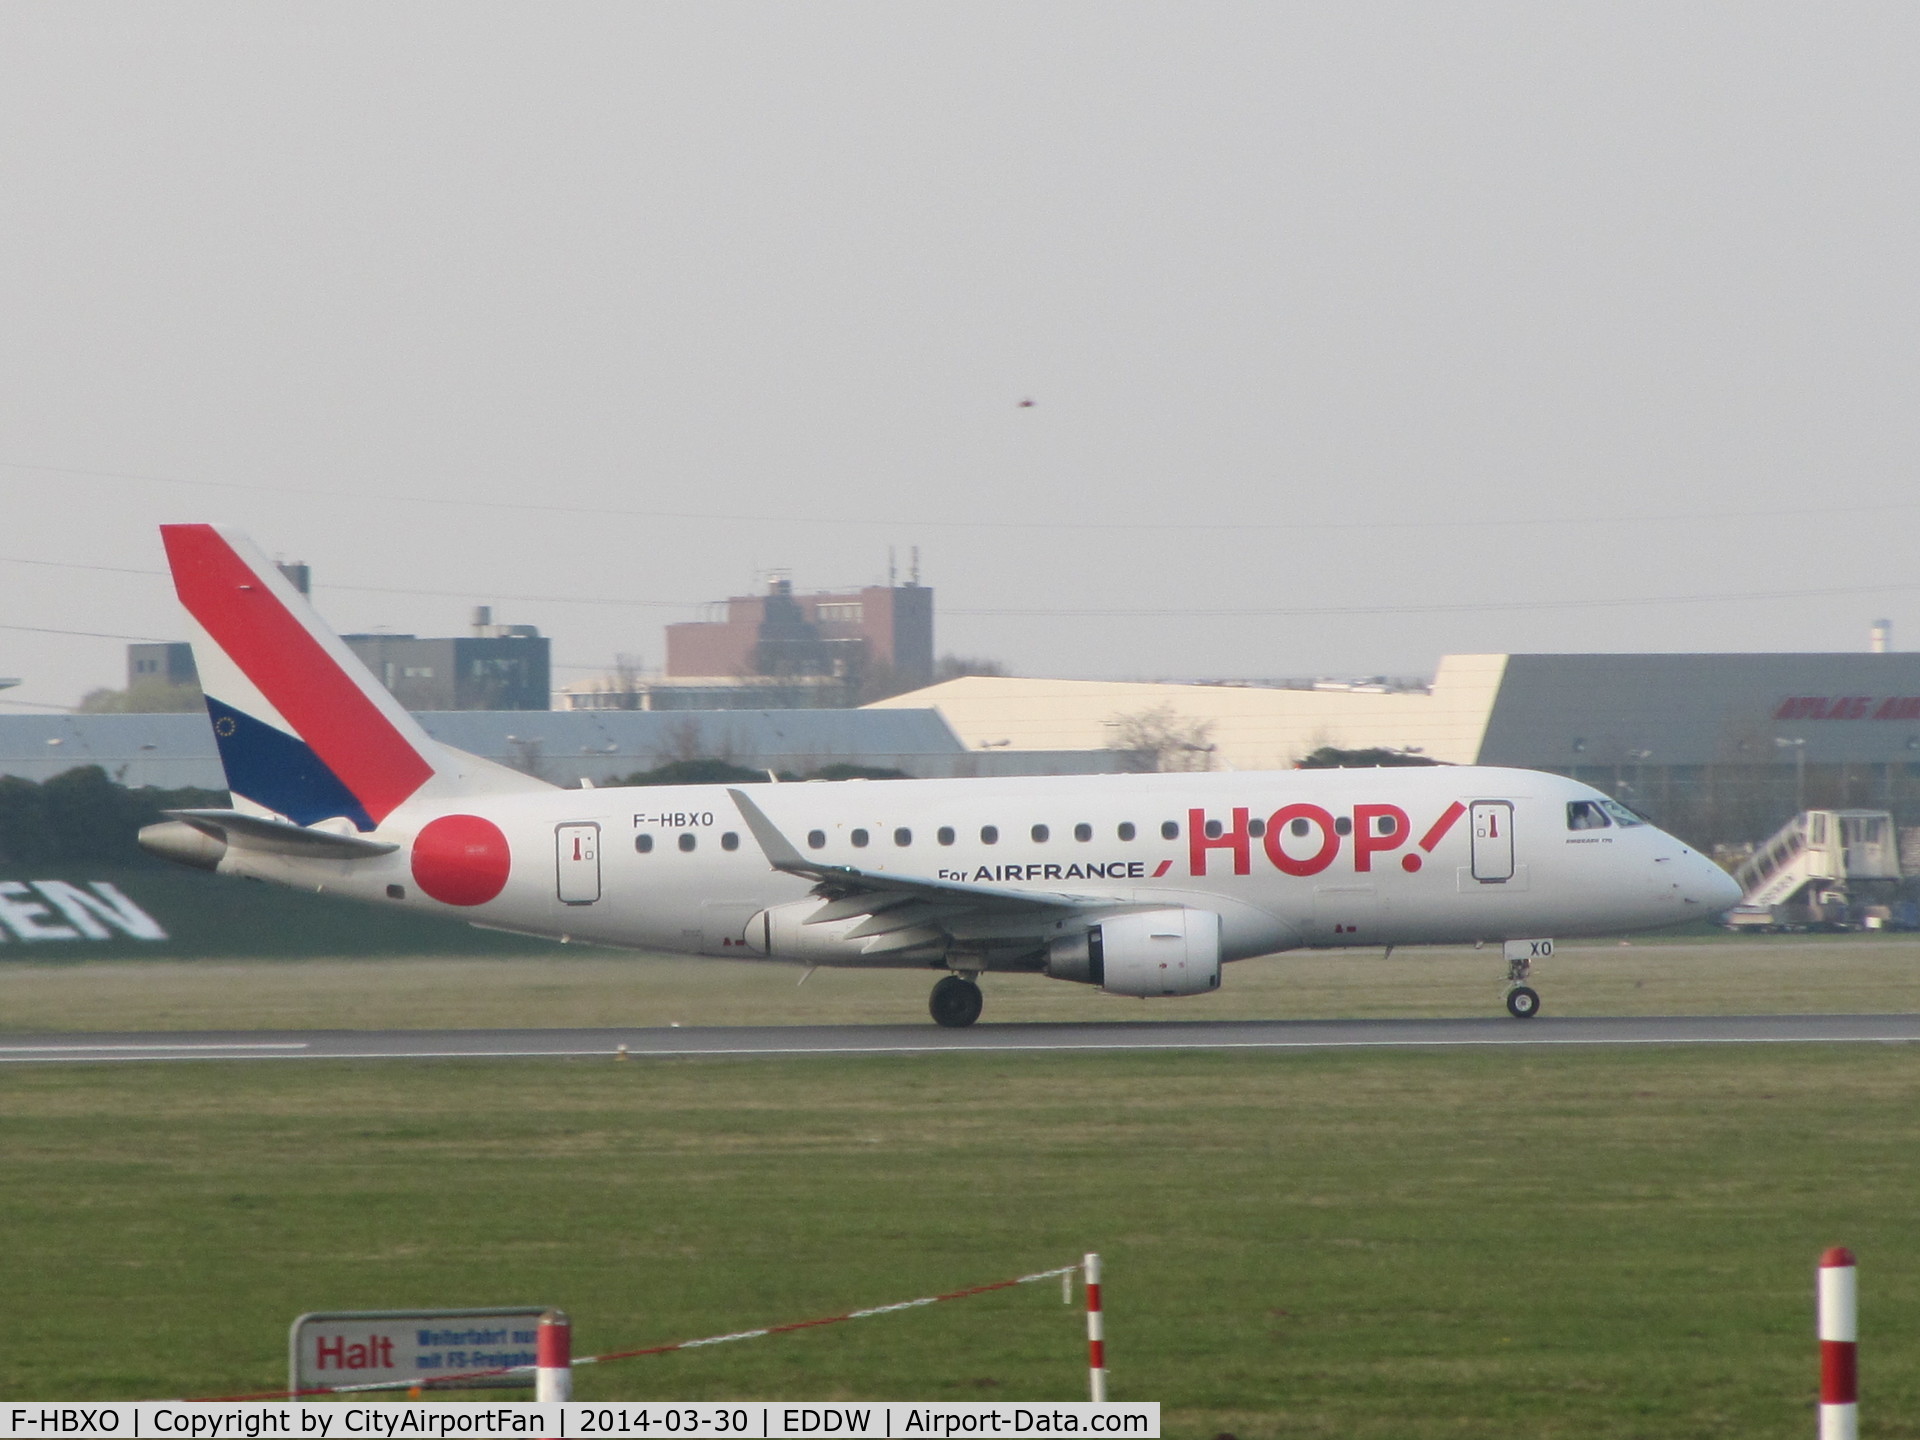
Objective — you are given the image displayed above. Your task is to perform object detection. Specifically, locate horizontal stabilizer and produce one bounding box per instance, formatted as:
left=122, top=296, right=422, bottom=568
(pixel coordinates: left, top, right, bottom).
left=166, top=809, right=401, bottom=859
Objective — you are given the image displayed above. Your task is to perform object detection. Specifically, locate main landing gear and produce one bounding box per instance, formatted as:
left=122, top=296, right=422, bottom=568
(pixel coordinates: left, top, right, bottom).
left=930, top=973, right=984, bottom=1028
left=1502, top=938, right=1551, bottom=1020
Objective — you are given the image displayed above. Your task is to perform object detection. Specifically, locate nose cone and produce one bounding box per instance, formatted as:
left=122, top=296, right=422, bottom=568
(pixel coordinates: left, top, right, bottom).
left=1683, top=852, right=1744, bottom=913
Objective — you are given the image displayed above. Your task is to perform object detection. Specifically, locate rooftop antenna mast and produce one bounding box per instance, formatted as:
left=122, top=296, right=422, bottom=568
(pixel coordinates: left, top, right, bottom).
left=888, top=546, right=897, bottom=587
left=910, top=545, right=920, bottom=586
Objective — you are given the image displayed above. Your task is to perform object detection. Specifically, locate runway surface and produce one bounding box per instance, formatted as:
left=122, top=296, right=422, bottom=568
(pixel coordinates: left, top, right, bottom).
left=3, top=1013, right=1920, bottom=1063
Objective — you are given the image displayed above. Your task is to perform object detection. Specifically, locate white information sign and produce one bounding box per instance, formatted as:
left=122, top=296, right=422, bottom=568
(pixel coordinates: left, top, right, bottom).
left=289, top=1309, right=548, bottom=1394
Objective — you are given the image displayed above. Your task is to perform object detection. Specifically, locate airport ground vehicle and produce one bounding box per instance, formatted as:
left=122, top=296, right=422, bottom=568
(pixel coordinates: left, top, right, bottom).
left=137, top=526, right=1741, bottom=1024
left=1727, top=810, right=1904, bottom=931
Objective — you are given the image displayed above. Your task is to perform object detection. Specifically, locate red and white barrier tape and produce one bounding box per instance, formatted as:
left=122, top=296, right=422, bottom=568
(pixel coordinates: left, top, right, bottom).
left=200, top=1263, right=1081, bottom=1401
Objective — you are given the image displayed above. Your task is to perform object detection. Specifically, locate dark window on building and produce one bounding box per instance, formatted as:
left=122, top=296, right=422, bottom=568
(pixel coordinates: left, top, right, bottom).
left=678, top=832, right=697, bottom=852
left=635, top=834, right=654, bottom=854
left=1117, top=822, right=1136, bottom=841
left=722, top=831, right=740, bottom=851
left=807, top=829, right=826, bottom=850
left=1161, top=820, right=1180, bottom=840
left=894, top=827, right=912, bottom=847
left=852, top=828, right=870, bottom=848
left=937, top=827, right=956, bottom=846
left=1031, top=824, right=1050, bottom=843
left=1074, top=823, right=1093, bottom=842
left=981, top=825, right=999, bottom=845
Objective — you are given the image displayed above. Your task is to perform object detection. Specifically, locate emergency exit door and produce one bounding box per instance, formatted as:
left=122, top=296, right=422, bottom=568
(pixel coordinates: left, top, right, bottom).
left=556, top=822, right=601, bottom=904
left=1469, top=802, right=1514, bottom=882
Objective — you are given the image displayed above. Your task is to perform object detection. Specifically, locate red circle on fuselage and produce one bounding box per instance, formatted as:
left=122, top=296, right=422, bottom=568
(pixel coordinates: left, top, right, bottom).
left=411, top=814, right=511, bottom=906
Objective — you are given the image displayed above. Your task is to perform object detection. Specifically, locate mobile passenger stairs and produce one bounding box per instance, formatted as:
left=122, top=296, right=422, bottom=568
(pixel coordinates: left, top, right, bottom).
left=1727, top=809, right=1904, bottom=931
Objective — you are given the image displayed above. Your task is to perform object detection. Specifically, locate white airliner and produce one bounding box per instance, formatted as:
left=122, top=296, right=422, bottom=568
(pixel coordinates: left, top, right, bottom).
left=139, top=525, right=1742, bottom=1025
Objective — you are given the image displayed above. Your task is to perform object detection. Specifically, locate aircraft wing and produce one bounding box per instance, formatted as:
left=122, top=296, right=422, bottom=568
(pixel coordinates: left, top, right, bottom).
left=727, top=787, right=1122, bottom=954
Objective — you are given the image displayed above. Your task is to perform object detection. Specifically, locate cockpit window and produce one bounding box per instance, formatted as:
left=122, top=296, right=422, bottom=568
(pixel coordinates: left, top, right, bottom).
left=1598, top=798, right=1646, bottom=827
left=1567, top=800, right=1611, bottom=831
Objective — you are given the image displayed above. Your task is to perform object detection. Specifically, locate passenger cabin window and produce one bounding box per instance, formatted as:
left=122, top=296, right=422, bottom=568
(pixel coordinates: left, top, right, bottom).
left=1074, top=823, right=1093, bottom=842
left=981, top=825, right=999, bottom=845
left=1161, top=820, right=1180, bottom=840
left=1334, top=816, right=1352, bottom=836
left=937, top=827, right=956, bottom=846
left=678, top=833, right=696, bottom=852
left=1031, top=824, right=1050, bottom=843
left=1204, top=819, right=1223, bottom=839
left=851, top=829, right=870, bottom=847
left=1117, top=822, right=1136, bottom=841
left=722, top=832, right=740, bottom=851
left=1248, top=817, right=1266, bottom=837
left=1290, top=817, right=1310, bottom=837
left=894, top=827, right=912, bottom=847
left=807, top=829, right=826, bottom=850
left=1567, top=801, right=1611, bottom=831
left=635, top=834, right=654, bottom=853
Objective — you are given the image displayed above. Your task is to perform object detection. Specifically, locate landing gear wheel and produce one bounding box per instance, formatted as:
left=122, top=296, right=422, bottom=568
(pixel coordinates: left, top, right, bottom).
left=929, top=974, right=983, bottom=1028
left=1505, top=985, right=1542, bottom=1020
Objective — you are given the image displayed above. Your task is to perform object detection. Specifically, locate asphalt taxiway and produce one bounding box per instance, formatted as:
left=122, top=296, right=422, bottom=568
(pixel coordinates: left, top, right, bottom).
left=2, top=1012, right=1918, bottom=1063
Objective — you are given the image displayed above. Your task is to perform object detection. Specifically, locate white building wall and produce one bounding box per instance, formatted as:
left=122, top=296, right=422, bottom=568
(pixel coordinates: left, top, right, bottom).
left=865, top=655, right=1510, bottom=769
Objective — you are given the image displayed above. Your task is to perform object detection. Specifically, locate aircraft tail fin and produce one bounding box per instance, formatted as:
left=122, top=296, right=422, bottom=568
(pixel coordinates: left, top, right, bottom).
left=160, top=524, right=550, bottom=831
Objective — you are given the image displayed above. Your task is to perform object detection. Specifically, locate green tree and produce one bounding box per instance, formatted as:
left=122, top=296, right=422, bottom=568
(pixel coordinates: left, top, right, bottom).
left=0, top=767, right=227, bottom=866
left=76, top=681, right=205, bottom=714
left=1296, top=746, right=1442, bottom=769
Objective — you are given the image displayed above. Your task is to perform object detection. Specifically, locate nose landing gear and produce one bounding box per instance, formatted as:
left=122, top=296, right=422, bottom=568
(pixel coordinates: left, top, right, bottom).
left=1502, top=938, right=1551, bottom=1020
left=930, top=972, right=984, bottom=1028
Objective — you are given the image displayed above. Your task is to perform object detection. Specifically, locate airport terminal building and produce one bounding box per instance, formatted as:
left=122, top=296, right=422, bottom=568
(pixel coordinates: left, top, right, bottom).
left=871, top=653, right=1920, bottom=846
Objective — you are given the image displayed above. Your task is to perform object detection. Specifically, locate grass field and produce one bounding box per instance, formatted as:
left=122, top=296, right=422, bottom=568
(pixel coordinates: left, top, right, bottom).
left=7, top=1046, right=1920, bottom=1436
left=7, top=939, right=1920, bottom=1436
left=4, top=932, right=1920, bottom=1032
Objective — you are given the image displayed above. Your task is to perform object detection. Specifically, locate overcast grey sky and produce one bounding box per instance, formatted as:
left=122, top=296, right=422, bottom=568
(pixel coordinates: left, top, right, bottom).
left=4, top=3, right=1919, bottom=711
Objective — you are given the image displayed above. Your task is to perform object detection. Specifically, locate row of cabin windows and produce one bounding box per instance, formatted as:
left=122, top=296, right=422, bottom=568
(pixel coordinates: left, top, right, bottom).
left=633, top=813, right=1380, bottom=856
left=805, top=821, right=1178, bottom=849
left=634, top=832, right=743, bottom=853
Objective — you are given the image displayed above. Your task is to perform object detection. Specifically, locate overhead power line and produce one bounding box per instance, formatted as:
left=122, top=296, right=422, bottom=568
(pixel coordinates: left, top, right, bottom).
left=5, top=554, right=1920, bottom=624
left=0, top=622, right=171, bottom=642
left=2, top=457, right=1912, bottom=535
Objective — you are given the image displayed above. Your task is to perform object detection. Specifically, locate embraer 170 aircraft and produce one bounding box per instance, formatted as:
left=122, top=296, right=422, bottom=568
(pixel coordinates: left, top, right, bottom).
left=139, top=525, right=1742, bottom=1025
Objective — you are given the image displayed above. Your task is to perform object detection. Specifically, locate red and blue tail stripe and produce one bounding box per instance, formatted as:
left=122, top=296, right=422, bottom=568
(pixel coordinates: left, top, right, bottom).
left=162, top=524, right=438, bottom=830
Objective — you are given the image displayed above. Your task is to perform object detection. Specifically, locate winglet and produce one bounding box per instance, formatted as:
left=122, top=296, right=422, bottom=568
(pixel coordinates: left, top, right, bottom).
left=727, top=788, right=812, bottom=873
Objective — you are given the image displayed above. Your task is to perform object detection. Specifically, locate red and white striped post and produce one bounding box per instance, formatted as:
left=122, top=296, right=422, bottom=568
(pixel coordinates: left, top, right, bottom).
left=1818, top=1248, right=1856, bottom=1440
left=536, top=1309, right=572, bottom=1402
left=1084, top=1253, right=1107, bottom=1402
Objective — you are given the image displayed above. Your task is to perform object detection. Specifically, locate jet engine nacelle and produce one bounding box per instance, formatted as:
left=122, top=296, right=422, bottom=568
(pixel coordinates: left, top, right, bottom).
left=1046, top=908, right=1223, bottom=997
